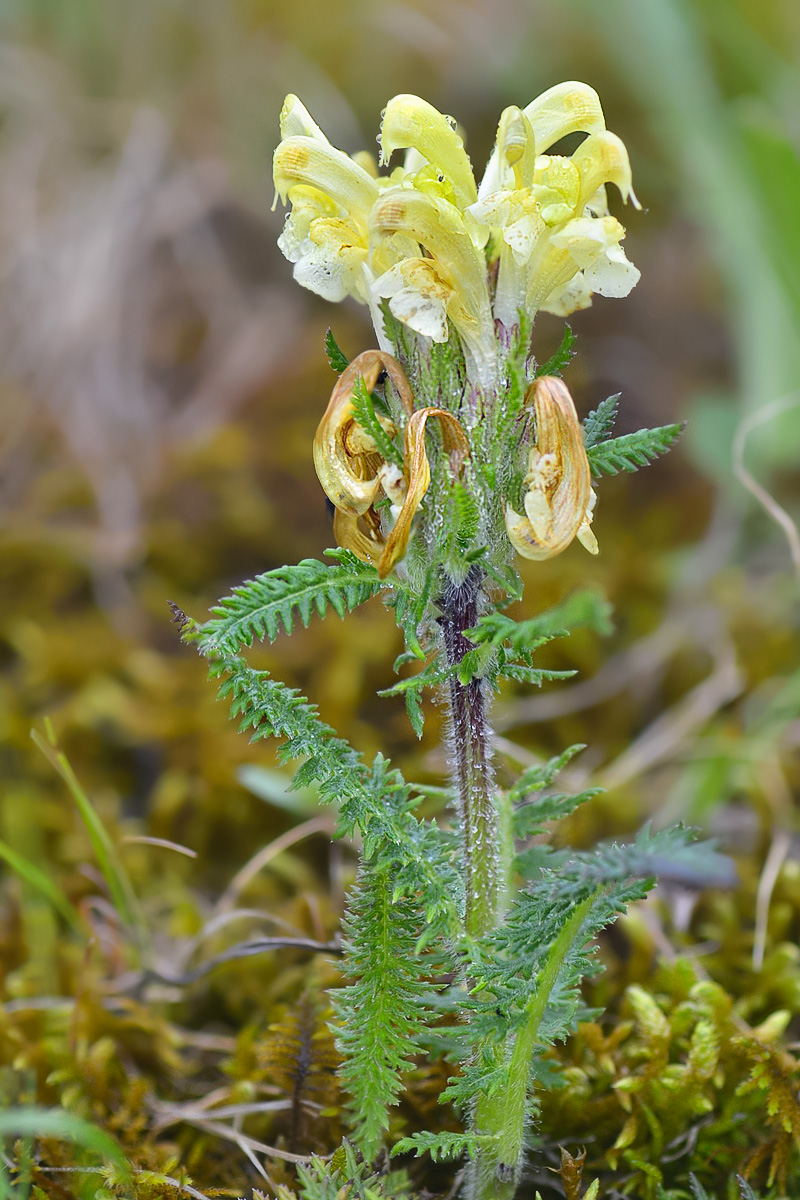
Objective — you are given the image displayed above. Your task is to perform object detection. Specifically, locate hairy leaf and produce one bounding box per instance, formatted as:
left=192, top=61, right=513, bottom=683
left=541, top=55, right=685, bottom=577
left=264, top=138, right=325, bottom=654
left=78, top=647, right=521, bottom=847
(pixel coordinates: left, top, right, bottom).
left=582, top=393, right=620, bottom=448
left=196, top=550, right=384, bottom=655
left=507, top=744, right=587, bottom=804
left=325, top=327, right=350, bottom=373
left=391, top=1130, right=496, bottom=1161
left=587, top=423, right=684, bottom=476
left=535, top=325, right=577, bottom=378
left=333, top=862, right=432, bottom=1159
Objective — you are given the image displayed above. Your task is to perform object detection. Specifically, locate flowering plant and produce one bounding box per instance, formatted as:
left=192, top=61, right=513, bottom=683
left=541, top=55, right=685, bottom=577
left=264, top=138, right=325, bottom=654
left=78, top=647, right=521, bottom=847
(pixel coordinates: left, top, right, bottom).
left=185, top=86, right=722, bottom=1200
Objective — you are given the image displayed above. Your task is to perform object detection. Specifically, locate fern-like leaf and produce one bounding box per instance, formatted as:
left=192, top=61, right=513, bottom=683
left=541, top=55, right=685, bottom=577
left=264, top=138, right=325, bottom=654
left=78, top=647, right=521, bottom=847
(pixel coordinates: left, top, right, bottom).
left=325, top=328, right=349, bottom=373
left=333, top=860, right=432, bottom=1159
left=582, top=394, right=620, bottom=448
left=460, top=590, right=613, bottom=686
left=513, top=789, right=603, bottom=839
left=350, top=374, right=405, bottom=469
left=212, top=653, right=461, bottom=933
left=535, top=325, right=576, bottom=378
left=587, top=423, right=684, bottom=476
left=195, top=550, right=384, bottom=655
left=391, top=1130, right=496, bottom=1161
left=496, top=663, right=575, bottom=687
left=379, top=653, right=454, bottom=737
left=507, top=744, right=586, bottom=804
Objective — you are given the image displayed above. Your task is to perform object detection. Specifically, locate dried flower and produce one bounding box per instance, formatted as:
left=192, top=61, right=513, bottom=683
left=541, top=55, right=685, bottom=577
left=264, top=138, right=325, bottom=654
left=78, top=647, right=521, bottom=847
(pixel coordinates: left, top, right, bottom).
left=504, top=376, right=599, bottom=561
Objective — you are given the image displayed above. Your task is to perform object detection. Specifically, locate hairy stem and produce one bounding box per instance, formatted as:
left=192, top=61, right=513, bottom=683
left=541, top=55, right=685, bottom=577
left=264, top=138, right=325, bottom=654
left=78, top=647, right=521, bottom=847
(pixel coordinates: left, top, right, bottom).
left=438, top=567, right=500, bottom=938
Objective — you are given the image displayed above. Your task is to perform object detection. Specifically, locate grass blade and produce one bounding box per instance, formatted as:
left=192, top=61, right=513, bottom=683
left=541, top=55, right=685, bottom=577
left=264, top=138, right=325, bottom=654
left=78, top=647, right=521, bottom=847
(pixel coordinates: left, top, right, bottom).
left=0, top=838, right=83, bottom=934
left=31, top=724, right=146, bottom=947
left=0, top=1107, right=132, bottom=1185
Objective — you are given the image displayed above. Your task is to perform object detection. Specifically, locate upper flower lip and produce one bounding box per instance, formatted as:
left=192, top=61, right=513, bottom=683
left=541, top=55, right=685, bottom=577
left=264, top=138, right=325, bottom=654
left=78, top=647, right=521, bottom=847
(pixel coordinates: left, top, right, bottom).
left=273, top=138, right=379, bottom=231
left=379, top=94, right=478, bottom=211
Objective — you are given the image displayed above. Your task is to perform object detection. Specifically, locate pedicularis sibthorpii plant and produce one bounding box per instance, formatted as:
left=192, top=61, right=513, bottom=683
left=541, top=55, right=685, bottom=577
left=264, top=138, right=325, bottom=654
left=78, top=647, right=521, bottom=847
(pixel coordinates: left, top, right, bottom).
left=182, top=87, right=732, bottom=1198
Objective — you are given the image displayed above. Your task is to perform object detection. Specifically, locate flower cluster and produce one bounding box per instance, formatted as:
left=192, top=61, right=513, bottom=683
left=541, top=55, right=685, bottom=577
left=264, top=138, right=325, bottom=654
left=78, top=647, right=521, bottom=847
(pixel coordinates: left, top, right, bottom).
left=273, top=85, right=640, bottom=389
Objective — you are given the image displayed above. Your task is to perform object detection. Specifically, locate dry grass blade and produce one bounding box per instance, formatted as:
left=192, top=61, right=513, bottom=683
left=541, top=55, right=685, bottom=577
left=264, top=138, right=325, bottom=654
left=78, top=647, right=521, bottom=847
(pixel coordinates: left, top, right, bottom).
left=733, top=392, right=800, bottom=582
left=217, top=816, right=335, bottom=913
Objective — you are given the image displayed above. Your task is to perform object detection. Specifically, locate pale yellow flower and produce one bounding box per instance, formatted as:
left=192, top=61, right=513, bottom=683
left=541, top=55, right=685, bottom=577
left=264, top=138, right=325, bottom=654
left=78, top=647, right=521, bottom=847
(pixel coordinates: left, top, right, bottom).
left=370, top=188, right=496, bottom=386
left=273, top=85, right=640, bottom=383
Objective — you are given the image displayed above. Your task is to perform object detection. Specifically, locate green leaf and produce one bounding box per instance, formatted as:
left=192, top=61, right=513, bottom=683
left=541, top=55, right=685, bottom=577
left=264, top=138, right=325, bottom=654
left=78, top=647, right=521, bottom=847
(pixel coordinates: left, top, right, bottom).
left=736, top=1176, right=761, bottom=1200
left=582, top=393, right=620, bottom=448
left=0, top=838, right=83, bottom=934
left=507, top=744, right=587, bottom=804
left=391, top=1130, right=496, bottom=1161
left=587, top=423, right=684, bottom=476
left=196, top=550, right=384, bottom=655
left=350, top=374, right=405, bottom=469
left=688, top=1176, right=713, bottom=1200
left=31, top=728, right=144, bottom=944
left=333, top=862, right=432, bottom=1159
left=513, top=789, right=603, bottom=838
left=325, top=327, right=350, bottom=372
left=466, top=589, right=613, bottom=659
left=0, top=1107, right=132, bottom=1185
left=380, top=653, right=454, bottom=734
left=535, top=325, right=576, bottom=378
left=496, top=663, right=575, bottom=687
left=212, top=654, right=459, bottom=931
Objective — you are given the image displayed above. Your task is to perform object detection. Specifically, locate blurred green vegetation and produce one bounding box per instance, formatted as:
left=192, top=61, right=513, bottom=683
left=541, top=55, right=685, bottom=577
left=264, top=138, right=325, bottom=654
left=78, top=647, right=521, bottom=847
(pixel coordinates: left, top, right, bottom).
left=0, top=0, right=799, bottom=1195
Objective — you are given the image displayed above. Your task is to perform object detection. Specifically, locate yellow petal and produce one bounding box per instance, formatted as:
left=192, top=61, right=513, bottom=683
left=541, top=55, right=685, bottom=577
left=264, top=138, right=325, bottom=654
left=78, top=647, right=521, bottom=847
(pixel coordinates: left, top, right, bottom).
left=379, top=94, right=478, bottom=210
left=313, top=350, right=413, bottom=516
left=522, top=82, right=607, bottom=154
left=504, top=376, right=594, bottom=561
left=370, top=188, right=495, bottom=380
left=480, top=84, right=605, bottom=199
left=279, top=94, right=330, bottom=142
left=572, top=131, right=639, bottom=210
left=273, top=138, right=379, bottom=232
left=379, top=407, right=470, bottom=578
left=495, top=106, right=537, bottom=189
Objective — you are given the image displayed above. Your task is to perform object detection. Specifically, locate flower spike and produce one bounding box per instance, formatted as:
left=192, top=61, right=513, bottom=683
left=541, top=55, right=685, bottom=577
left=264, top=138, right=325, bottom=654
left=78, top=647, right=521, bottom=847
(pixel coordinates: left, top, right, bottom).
left=273, top=87, right=640, bottom=376
left=504, top=376, right=598, bottom=561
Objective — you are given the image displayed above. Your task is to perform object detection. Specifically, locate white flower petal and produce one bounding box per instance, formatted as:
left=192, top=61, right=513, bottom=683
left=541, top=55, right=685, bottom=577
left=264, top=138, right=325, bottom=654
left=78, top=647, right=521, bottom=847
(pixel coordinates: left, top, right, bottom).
left=540, top=272, right=593, bottom=316
left=583, top=242, right=640, bottom=297
left=389, top=287, right=449, bottom=341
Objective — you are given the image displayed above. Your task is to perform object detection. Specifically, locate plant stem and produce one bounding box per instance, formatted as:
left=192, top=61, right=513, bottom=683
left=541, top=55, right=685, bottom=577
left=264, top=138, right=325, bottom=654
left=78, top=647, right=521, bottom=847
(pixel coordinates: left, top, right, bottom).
left=438, top=567, right=500, bottom=939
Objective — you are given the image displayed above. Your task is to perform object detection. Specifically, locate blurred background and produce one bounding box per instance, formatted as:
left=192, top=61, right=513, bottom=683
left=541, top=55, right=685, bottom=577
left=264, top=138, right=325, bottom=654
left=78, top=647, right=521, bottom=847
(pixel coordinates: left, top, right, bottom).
left=0, top=0, right=799, bottom=1191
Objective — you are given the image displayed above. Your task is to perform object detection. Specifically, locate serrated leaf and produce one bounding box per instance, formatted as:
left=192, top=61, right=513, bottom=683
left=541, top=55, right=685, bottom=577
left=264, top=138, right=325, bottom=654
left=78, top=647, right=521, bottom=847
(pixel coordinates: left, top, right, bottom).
left=391, top=1130, right=496, bottom=1161
left=535, top=325, right=576, bottom=378
left=582, top=393, right=620, bottom=448
left=196, top=551, right=384, bottom=655
left=498, top=664, right=576, bottom=686
left=324, top=327, right=350, bottom=372
left=513, top=789, right=603, bottom=838
left=350, top=374, right=405, bottom=469
left=507, top=744, right=587, bottom=804
left=587, top=423, right=684, bottom=476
